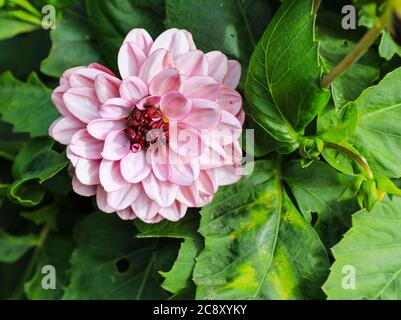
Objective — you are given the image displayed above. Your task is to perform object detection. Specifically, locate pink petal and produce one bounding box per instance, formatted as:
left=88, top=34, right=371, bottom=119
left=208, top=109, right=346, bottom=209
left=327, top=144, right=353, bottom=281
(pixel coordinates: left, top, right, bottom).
left=96, top=185, right=115, bottom=213
left=99, top=159, right=128, bottom=192
left=107, top=183, right=141, bottom=210
left=120, top=150, right=151, bottom=183
left=149, top=68, right=181, bottom=96
left=135, top=95, right=160, bottom=110
left=117, top=207, right=137, bottom=220
left=101, top=130, right=130, bottom=161
left=218, top=165, right=242, bottom=186
left=87, top=119, right=126, bottom=140
left=169, top=154, right=200, bottom=186
left=169, top=123, right=203, bottom=157
left=49, top=116, right=85, bottom=145
left=69, top=68, right=105, bottom=88
left=177, top=184, right=212, bottom=207
left=118, top=41, right=146, bottom=79
left=183, top=76, right=220, bottom=100
left=63, top=87, right=100, bottom=123
left=224, top=60, right=241, bottom=89
left=142, top=173, right=178, bottom=207
left=72, top=175, right=96, bottom=196
left=236, top=109, right=245, bottom=126
left=131, top=190, right=160, bottom=221
left=75, top=158, right=100, bottom=185
left=52, top=85, right=71, bottom=117
left=206, top=51, right=228, bottom=83
left=198, top=135, right=226, bottom=169
left=139, top=49, right=173, bottom=84
left=60, top=66, right=81, bottom=86
left=217, top=86, right=242, bottom=115
left=213, top=110, right=242, bottom=145
left=159, top=201, right=187, bottom=221
left=181, top=98, right=221, bottom=129
left=88, top=63, right=115, bottom=76
left=123, top=28, right=153, bottom=55
left=149, top=28, right=194, bottom=59
left=66, top=147, right=79, bottom=167
left=99, top=98, right=133, bottom=119
left=147, top=143, right=171, bottom=181
left=70, top=129, right=103, bottom=160
left=95, top=74, right=121, bottom=103
left=160, top=91, right=192, bottom=120
left=174, top=50, right=208, bottom=77
left=198, top=169, right=219, bottom=195
left=119, top=76, right=149, bottom=103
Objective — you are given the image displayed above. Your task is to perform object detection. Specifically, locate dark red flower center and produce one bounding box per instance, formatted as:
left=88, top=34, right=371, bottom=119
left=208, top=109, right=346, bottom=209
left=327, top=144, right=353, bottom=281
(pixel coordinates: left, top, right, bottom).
left=125, top=106, right=169, bottom=153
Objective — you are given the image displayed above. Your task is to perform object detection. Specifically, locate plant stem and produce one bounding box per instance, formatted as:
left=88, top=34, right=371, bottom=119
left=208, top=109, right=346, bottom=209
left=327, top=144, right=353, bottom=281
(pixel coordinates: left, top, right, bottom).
left=321, top=11, right=391, bottom=89
left=324, top=142, right=374, bottom=179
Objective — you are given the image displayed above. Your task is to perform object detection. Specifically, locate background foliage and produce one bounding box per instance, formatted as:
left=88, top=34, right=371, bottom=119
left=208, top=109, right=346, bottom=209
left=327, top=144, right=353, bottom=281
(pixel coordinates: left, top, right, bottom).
left=1, top=0, right=401, bottom=300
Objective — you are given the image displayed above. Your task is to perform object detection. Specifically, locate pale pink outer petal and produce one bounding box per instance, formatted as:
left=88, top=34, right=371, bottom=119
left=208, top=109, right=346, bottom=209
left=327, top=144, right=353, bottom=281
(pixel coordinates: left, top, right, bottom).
left=181, top=98, right=221, bottom=129
left=223, top=60, right=241, bottom=89
left=102, top=130, right=131, bottom=161
left=183, top=76, right=220, bottom=100
left=66, top=147, right=79, bottom=167
left=139, top=49, right=173, bottom=84
left=69, top=68, right=106, bottom=88
left=118, top=42, right=146, bottom=79
left=210, top=110, right=242, bottom=146
left=149, top=68, right=181, bottom=96
left=75, top=158, right=100, bottom=185
left=142, top=173, right=178, bottom=207
left=87, top=119, right=126, bottom=140
left=119, top=76, right=149, bottom=103
left=149, top=28, right=194, bottom=58
left=159, top=201, right=187, bottom=221
left=169, top=123, right=203, bottom=158
left=99, top=159, right=128, bottom=192
left=236, top=109, right=245, bottom=126
left=52, top=85, right=71, bottom=117
left=217, top=86, right=242, bottom=115
left=63, top=87, right=100, bottom=123
left=174, top=50, right=208, bottom=77
left=49, top=116, right=85, bottom=145
left=70, top=129, right=104, bottom=160
left=117, top=207, right=137, bottom=220
left=169, top=154, right=200, bottom=186
left=206, top=51, right=228, bottom=83
left=122, top=28, right=153, bottom=55
left=120, top=150, right=151, bottom=183
left=160, top=91, right=192, bottom=120
left=218, top=165, right=242, bottom=186
left=96, top=185, right=115, bottom=213
left=198, top=135, right=226, bottom=169
left=147, top=143, right=171, bottom=181
left=88, top=63, right=115, bottom=76
left=106, top=183, right=141, bottom=210
left=131, top=189, right=160, bottom=221
left=95, top=74, right=121, bottom=103
left=99, top=98, right=133, bottom=119
left=72, top=175, right=96, bottom=196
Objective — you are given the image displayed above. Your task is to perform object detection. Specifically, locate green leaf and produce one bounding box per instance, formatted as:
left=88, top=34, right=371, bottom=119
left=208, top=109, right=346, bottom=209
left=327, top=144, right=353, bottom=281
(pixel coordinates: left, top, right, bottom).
left=165, top=0, right=274, bottom=71
left=193, top=161, right=329, bottom=300
left=24, top=236, right=75, bottom=300
left=379, top=30, right=401, bottom=61
left=63, top=213, right=177, bottom=299
left=21, top=202, right=59, bottom=226
left=136, top=212, right=203, bottom=296
left=323, top=196, right=401, bottom=299
left=8, top=138, right=68, bottom=207
left=41, top=11, right=103, bottom=78
left=86, top=0, right=165, bottom=70
left=245, top=0, right=330, bottom=155
left=0, top=122, right=26, bottom=161
left=283, top=160, right=359, bottom=249
left=0, top=229, right=38, bottom=263
left=0, top=11, right=38, bottom=41
left=0, top=72, right=58, bottom=137
left=317, top=11, right=381, bottom=111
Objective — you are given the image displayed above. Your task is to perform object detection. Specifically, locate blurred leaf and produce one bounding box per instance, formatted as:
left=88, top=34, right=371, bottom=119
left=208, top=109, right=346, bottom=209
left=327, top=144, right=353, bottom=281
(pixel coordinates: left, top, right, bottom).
left=193, top=161, right=329, bottom=300
left=0, top=72, right=58, bottom=137
left=21, top=202, right=58, bottom=226
left=0, top=229, right=37, bottom=263
left=41, top=11, right=103, bottom=77
left=0, top=11, right=38, bottom=41
left=379, top=30, right=401, bottom=60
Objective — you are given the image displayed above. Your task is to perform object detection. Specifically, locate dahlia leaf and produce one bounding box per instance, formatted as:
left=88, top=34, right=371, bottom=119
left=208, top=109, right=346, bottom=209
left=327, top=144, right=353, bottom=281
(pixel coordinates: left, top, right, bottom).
left=245, top=0, right=330, bottom=155
left=0, top=229, right=38, bottom=263
left=0, top=72, right=58, bottom=137
left=323, top=196, right=401, bottom=299
left=41, top=11, right=103, bottom=77
left=319, top=67, right=401, bottom=178
left=85, top=0, right=165, bottom=69
left=0, top=11, right=38, bottom=41
left=283, top=160, right=359, bottom=249
left=135, top=212, right=203, bottom=296
left=63, top=213, right=178, bottom=299
left=193, top=161, right=329, bottom=300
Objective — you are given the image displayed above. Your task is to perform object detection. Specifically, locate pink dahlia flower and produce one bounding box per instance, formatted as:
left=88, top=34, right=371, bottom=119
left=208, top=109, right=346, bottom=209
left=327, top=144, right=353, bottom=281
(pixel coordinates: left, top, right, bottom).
left=49, top=28, right=244, bottom=223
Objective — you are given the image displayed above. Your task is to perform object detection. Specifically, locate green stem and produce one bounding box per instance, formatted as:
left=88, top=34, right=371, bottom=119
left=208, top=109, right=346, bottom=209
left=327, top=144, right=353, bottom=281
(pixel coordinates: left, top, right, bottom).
left=321, top=10, right=392, bottom=89
left=324, top=142, right=374, bottom=179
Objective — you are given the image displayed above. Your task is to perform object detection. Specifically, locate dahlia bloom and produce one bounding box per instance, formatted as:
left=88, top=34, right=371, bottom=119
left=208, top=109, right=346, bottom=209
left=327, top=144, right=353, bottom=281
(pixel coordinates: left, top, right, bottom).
left=49, top=28, right=244, bottom=223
